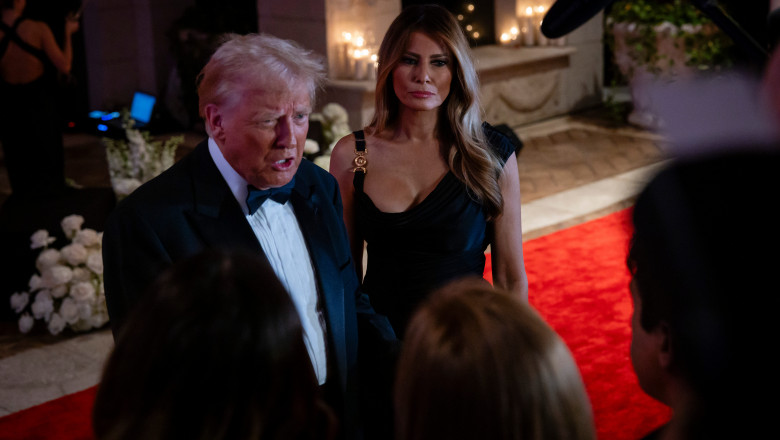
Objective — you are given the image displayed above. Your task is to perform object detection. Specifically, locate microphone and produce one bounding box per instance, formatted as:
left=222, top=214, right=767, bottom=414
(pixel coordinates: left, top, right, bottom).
left=541, top=0, right=616, bottom=39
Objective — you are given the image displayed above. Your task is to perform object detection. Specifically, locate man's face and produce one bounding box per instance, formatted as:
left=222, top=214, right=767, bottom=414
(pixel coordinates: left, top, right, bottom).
left=629, top=278, right=669, bottom=404
left=210, top=81, right=311, bottom=189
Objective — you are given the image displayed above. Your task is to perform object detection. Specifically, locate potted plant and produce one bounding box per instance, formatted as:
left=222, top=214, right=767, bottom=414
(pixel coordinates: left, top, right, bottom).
left=605, top=0, right=735, bottom=127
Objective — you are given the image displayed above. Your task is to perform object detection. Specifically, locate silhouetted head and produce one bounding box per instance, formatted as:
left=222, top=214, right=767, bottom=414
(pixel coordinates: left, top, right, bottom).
left=628, top=150, right=780, bottom=438
left=94, top=249, right=335, bottom=440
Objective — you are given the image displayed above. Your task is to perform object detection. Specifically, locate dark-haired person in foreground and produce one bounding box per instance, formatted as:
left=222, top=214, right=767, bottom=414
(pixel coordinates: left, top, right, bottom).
left=627, top=150, right=780, bottom=440
left=101, top=33, right=396, bottom=439
left=94, top=250, right=337, bottom=440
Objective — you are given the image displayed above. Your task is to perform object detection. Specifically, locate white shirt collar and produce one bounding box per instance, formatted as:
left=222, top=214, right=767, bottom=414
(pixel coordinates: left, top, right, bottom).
left=208, top=137, right=251, bottom=215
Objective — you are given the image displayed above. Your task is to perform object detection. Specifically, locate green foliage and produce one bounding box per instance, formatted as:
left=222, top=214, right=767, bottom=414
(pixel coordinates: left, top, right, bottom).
left=608, top=0, right=708, bottom=26
left=605, top=0, right=735, bottom=80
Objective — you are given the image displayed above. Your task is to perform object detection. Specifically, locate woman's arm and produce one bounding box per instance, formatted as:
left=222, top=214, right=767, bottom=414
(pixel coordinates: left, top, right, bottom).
left=38, top=18, right=78, bottom=75
left=330, top=134, right=366, bottom=282
left=490, top=152, right=529, bottom=300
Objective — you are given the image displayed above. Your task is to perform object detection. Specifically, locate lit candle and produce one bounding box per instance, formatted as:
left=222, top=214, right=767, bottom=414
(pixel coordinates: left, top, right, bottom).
left=522, top=7, right=535, bottom=46
left=339, top=32, right=353, bottom=78
left=353, top=48, right=368, bottom=80
left=535, top=6, right=548, bottom=46
left=368, top=53, right=378, bottom=80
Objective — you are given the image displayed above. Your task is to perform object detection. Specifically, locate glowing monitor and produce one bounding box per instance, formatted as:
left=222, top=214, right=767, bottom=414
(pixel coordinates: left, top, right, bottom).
left=130, top=92, right=156, bottom=124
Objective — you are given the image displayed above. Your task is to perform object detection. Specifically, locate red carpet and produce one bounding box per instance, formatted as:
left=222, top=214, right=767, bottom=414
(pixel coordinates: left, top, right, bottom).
left=0, top=387, right=96, bottom=440
left=0, top=208, right=668, bottom=439
left=487, top=208, right=670, bottom=439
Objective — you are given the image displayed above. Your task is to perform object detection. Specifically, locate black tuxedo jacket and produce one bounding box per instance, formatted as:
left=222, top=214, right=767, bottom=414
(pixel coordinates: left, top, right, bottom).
left=102, top=140, right=396, bottom=437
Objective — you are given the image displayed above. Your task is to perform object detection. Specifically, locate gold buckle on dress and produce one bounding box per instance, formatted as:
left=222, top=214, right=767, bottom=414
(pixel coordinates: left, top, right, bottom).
left=352, top=149, right=367, bottom=173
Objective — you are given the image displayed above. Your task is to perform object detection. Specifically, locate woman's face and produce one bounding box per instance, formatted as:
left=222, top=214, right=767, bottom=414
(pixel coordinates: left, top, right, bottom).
left=392, top=32, right=453, bottom=113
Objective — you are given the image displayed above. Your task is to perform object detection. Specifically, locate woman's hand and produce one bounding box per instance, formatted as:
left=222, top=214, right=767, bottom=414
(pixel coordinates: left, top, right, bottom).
left=64, top=16, right=80, bottom=36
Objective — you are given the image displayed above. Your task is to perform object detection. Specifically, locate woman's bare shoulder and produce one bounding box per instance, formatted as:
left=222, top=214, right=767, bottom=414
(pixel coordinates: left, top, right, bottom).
left=329, top=133, right=357, bottom=179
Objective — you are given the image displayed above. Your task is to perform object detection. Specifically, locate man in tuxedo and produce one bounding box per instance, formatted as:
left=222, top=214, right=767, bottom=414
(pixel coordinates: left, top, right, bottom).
left=102, top=33, right=395, bottom=438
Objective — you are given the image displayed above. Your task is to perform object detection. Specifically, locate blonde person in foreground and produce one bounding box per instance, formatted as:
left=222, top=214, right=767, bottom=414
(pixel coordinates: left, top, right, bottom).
left=396, top=278, right=595, bottom=440
left=330, top=4, right=528, bottom=341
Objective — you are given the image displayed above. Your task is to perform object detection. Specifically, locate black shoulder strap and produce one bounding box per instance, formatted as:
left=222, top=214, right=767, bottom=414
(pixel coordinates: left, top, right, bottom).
left=0, top=17, right=48, bottom=63
left=352, top=130, right=367, bottom=191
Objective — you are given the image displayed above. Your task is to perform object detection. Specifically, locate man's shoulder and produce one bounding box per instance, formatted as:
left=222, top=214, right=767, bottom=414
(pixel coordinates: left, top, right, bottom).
left=297, top=158, right=337, bottom=187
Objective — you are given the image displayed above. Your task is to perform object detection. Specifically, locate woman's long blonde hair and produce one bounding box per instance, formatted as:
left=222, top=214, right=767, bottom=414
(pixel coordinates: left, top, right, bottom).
left=368, top=4, right=505, bottom=219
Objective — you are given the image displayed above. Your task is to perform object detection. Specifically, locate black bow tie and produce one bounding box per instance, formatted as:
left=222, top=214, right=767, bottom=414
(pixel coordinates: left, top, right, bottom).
left=246, top=178, right=295, bottom=214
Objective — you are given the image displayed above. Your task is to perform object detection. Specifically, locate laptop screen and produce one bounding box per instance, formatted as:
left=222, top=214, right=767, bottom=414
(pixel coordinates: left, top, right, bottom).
left=130, top=92, right=156, bottom=124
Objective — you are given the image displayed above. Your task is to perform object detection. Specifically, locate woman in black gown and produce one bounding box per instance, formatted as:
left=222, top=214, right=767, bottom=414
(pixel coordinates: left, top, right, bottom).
left=0, top=0, right=78, bottom=197
left=330, top=4, right=528, bottom=338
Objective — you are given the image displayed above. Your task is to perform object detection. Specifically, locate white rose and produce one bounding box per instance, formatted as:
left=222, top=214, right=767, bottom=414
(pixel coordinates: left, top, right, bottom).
left=73, top=229, right=100, bottom=247
left=28, top=274, right=45, bottom=291
left=70, top=281, right=96, bottom=303
left=10, top=291, right=29, bottom=313
left=89, top=311, right=109, bottom=329
left=304, top=139, right=320, bottom=154
left=47, top=313, right=66, bottom=335
left=77, top=301, right=93, bottom=320
left=18, top=314, right=34, bottom=333
left=321, top=103, right=349, bottom=124
left=59, top=298, right=81, bottom=324
left=31, top=291, right=54, bottom=321
left=70, top=319, right=93, bottom=332
left=50, top=284, right=68, bottom=299
left=30, top=230, right=56, bottom=249
left=61, top=215, right=85, bottom=239
left=61, top=243, right=88, bottom=266
left=71, top=267, right=91, bottom=283
left=112, top=178, right=142, bottom=197
left=43, top=265, right=74, bottom=287
left=330, top=121, right=351, bottom=139
left=36, top=248, right=61, bottom=271
left=86, top=251, right=103, bottom=275
left=313, top=155, right=331, bottom=171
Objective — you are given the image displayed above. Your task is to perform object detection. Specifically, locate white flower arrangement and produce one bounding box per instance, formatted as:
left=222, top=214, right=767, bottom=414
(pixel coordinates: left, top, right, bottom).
left=311, top=103, right=351, bottom=149
left=9, top=214, right=108, bottom=335
left=308, top=102, right=352, bottom=171
left=102, top=115, right=183, bottom=199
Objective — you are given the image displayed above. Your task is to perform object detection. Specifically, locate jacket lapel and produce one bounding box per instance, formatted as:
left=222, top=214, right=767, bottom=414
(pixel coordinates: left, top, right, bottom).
left=290, top=179, right=348, bottom=388
left=183, top=141, right=264, bottom=254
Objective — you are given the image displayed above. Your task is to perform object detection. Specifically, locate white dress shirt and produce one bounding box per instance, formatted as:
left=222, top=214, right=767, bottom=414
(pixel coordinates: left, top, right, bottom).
left=208, top=138, right=328, bottom=384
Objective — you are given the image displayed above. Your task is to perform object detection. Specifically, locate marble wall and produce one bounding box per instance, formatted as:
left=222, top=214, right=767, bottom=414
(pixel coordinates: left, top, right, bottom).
left=80, top=0, right=602, bottom=129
